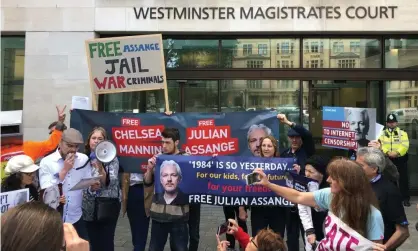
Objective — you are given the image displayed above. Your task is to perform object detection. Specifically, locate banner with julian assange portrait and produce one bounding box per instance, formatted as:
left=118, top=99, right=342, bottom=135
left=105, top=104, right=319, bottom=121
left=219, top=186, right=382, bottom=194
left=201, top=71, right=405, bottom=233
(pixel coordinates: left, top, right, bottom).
left=154, top=155, right=314, bottom=206
left=70, top=109, right=279, bottom=173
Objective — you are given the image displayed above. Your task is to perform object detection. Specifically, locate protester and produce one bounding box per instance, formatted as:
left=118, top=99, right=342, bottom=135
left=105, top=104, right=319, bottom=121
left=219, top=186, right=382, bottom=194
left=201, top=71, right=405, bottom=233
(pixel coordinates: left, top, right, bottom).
left=277, top=113, right=315, bottom=251
left=298, top=155, right=330, bottom=251
left=221, top=124, right=271, bottom=249
left=82, top=127, right=121, bottom=251
left=368, top=140, right=399, bottom=185
left=25, top=105, right=67, bottom=163
left=39, top=128, right=106, bottom=240
left=251, top=135, right=287, bottom=239
left=254, top=158, right=386, bottom=250
left=144, top=128, right=192, bottom=251
left=1, top=154, right=64, bottom=204
left=356, top=147, right=409, bottom=251
left=121, top=168, right=152, bottom=251
left=379, top=113, right=410, bottom=206
left=1, top=105, right=67, bottom=179
left=216, top=219, right=287, bottom=251
left=1, top=201, right=89, bottom=251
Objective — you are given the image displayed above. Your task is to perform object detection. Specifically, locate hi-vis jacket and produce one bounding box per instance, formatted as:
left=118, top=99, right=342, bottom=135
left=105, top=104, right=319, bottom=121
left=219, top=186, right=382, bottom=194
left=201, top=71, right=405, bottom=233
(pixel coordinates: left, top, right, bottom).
left=379, top=127, right=409, bottom=157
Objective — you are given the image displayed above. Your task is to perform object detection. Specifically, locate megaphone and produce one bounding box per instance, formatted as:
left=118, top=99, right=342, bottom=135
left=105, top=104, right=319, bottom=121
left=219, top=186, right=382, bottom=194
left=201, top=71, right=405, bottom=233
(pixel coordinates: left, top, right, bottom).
left=94, top=140, right=117, bottom=163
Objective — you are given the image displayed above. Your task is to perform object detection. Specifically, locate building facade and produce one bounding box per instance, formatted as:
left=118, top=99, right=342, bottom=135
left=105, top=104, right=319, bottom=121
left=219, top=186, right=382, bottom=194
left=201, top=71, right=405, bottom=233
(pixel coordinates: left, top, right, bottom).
left=2, top=0, right=418, bottom=190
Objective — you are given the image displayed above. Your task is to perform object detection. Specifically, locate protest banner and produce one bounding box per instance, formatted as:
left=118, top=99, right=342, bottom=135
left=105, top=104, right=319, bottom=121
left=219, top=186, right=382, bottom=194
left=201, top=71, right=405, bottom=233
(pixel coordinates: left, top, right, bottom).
left=153, top=155, right=312, bottom=206
left=85, top=34, right=168, bottom=110
left=322, top=106, right=376, bottom=150
left=70, top=109, right=279, bottom=173
left=316, top=212, right=375, bottom=251
left=0, top=188, right=29, bottom=214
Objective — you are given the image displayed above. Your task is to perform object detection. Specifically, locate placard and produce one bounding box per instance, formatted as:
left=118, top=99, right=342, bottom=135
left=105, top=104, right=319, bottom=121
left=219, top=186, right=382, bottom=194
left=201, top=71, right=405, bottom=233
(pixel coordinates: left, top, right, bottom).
left=0, top=188, right=29, bottom=214
left=85, top=34, right=168, bottom=110
left=322, top=107, right=376, bottom=150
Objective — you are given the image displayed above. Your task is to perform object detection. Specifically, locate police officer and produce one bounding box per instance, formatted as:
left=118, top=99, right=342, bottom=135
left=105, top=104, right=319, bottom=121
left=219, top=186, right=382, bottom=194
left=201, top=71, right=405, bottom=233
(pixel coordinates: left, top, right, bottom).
left=379, top=113, right=410, bottom=207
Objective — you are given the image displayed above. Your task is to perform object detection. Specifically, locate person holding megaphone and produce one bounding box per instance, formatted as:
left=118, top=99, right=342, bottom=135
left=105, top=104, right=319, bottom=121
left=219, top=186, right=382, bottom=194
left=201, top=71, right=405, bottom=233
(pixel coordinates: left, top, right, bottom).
left=82, top=127, right=121, bottom=251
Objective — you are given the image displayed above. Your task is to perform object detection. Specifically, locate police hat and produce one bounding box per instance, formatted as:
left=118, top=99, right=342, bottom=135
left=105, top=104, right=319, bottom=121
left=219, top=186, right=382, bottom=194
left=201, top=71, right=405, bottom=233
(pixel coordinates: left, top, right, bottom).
left=386, top=113, right=398, bottom=123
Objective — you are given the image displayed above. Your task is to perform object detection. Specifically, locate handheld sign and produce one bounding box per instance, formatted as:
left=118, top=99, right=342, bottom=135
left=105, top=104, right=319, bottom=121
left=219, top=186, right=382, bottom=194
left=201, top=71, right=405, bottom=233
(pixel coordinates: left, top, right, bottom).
left=85, top=34, right=169, bottom=111
left=42, top=185, right=60, bottom=209
left=0, top=188, right=29, bottom=214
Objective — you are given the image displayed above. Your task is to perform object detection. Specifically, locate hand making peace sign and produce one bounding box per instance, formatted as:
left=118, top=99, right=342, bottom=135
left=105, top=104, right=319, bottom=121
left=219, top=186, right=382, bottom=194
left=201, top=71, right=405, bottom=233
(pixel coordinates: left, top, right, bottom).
left=56, top=105, right=67, bottom=122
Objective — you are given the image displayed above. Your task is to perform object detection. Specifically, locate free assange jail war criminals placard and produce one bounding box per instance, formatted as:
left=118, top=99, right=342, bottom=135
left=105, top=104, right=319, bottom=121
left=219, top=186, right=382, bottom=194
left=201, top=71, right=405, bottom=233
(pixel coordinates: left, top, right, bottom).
left=85, top=34, right=167, bottom=94
left=70, top=109, right=280, bottom=174
left=154, top=155, right=312, bottom=206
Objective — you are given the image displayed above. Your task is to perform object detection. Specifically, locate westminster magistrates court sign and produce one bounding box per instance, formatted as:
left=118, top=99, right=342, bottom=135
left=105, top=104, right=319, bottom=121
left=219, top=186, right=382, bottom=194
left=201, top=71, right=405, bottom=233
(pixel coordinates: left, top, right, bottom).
left=133, top=6, right=398, bottom=20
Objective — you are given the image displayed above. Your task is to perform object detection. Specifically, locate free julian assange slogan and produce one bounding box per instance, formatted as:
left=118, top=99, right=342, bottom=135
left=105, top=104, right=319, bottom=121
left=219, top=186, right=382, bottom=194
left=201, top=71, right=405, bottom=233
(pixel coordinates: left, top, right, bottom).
left=133, top=6, right=398, bottom=20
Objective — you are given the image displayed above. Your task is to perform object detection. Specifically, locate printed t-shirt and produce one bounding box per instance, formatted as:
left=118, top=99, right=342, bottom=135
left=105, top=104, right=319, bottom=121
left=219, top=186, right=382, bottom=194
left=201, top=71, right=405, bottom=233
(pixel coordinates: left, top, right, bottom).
left=313, top=187, right=384, bottom=241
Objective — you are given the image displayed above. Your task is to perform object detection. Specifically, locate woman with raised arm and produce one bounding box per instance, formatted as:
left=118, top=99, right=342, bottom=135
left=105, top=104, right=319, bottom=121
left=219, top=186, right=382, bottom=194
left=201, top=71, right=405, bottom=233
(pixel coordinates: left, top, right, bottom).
left=254, top=158, right=386, bottom=251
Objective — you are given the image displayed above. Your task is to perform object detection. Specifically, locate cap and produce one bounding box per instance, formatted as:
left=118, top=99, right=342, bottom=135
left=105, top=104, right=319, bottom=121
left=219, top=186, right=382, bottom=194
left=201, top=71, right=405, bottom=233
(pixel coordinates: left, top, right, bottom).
left=306, top=155, right=329, bottom=176
left=287, top=128, right=300, bottom=137
left=62, top=128, right=84, bottom=144
left=386, top=113, right=397, bottom=123
left=5, top=155, right=40, bottom=174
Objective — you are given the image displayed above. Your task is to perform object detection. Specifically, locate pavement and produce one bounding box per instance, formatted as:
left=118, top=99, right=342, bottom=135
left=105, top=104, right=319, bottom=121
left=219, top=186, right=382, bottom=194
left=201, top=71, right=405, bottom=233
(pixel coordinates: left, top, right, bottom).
left=114, top=197, right=418, bottom=251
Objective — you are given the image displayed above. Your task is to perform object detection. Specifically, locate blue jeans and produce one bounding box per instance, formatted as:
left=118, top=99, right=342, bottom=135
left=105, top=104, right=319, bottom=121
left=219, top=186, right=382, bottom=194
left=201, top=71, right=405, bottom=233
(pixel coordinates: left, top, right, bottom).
left=127, top=185, right=150, bottom=251
left=86, top=204, right=120, bottom=251
left=73, top=218, right=89, bottom=241
left=149, top=220, right=188, bottom=251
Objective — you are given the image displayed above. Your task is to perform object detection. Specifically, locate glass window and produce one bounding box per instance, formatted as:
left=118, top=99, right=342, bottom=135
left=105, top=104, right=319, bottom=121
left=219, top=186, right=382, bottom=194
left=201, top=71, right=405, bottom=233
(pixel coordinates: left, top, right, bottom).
left=101, top=81, right=179, bottom=113
left=386, top=80, right=418, bottom=189
left=385, top=39, right=418, bottom=68
left=221, top=39, right=300, bottom=68
left=163, top=39, right=218, bottom=69
left=220, top=79, right=300, bottom=149
left=369, top=81, right=382, bottom=123
left=1, top=37, right=25, bottom=111
left=184, top=80, right=218, bottom=112
left=243, top=44, right=253, bottom=56
left=258, top=44, right=268, bottom=55
left=246, top=60, right=264, bottom=68
left=303, top=38, right=381, bottom=68
left=308, top=80, right=368, bottom=158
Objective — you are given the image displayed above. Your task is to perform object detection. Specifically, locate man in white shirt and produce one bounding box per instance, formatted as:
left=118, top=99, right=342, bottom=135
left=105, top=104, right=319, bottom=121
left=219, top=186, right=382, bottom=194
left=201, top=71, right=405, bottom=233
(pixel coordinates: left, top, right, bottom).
left=39, top=128, right=105, bottom=240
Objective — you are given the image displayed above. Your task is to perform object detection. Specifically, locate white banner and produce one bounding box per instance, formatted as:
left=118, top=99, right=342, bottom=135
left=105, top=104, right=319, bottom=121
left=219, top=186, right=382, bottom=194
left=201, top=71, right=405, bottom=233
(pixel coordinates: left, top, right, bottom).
left=0, top=188, right=29, bottom=214
left=316, top=212, right=374, bottom=251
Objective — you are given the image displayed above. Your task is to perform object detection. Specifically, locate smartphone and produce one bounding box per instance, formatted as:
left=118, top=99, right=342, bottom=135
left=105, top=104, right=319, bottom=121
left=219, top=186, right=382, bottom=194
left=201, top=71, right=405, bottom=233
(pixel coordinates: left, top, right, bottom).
left=217, top=221, right=230, bottom=235
left=245, top=172, right=260, bottom=185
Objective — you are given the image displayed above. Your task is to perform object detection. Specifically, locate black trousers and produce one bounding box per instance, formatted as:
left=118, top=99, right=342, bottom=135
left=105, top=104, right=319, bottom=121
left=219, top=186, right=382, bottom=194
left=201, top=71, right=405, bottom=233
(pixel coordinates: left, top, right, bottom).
left=286, top=207, right=305, bottom=251
left=86, top=203, right=121, bottom=251
left=251, top=206, right=286, bottom=238
left=393, top=158, right=410, bottom=201
left=188, top=204, right=201, bottom=251
left=223, top=206, right=248, bottom=249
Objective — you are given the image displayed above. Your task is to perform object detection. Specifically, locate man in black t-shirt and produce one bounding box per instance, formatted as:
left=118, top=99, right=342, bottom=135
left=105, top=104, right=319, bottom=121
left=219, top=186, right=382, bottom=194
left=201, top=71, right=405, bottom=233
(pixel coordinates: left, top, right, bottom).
left=356, top=147, right=410, bottom=250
